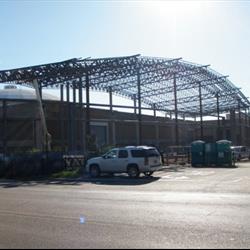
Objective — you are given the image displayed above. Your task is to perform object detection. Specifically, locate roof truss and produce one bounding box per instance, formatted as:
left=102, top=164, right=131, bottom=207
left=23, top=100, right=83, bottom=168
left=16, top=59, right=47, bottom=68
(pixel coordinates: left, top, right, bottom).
left=0, top=55, right=249, bottom=117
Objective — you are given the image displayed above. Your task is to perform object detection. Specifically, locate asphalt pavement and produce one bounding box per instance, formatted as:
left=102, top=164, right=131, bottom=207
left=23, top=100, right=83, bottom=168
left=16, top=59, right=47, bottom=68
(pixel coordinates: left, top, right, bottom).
left=0, top=163, right=250, bottom=249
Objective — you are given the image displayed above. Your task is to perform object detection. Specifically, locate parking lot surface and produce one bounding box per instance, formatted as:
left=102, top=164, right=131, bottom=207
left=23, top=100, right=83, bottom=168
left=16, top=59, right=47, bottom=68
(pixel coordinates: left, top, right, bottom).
left=0, top=162, right=250, bottom=249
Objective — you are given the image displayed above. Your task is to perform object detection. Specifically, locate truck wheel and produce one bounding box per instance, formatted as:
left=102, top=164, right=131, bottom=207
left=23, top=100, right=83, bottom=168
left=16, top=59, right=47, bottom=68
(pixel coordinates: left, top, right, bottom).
left=90, top=165, right=100, bottom=178
left=127, top=165, right=140, bottom=178
left=144, top=171, right=154, bottom=177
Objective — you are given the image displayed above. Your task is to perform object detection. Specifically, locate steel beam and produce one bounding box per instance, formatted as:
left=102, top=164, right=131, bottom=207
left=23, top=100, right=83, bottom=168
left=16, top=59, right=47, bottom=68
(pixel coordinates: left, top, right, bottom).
left=73, top=85, right=76, bottom=103
left=72, top=84, right=77, bottom=151
left=109, top=87, right=116, bottom=145
left=2, top=100, right=7, bottom=156
left=85, top=73, right=91, bottom=154
left=66, top=82, right=72, bottom=151
left=248, top=108, right=250, bottom=127
left=153, top=104, right=156, bottom=118
left=60, top=84, right=65, bottom=151
left=173, top=73, right=179, bottom=146
left=137, top=68, right=142, bottom=145
left=199, top=82, right=204, bottom=140
left=245, top=108, right=248, bottom=126
left=0, top=55, right=249, bottom=121
left=109, top=87, right=113, bottom=112
left=78, top=79, right=84, bottom=153
left=216, top=93, right=221, bottom=140
left=238, top=99, right=242, bottom=145
left=133, top=94, right=137, bottom=114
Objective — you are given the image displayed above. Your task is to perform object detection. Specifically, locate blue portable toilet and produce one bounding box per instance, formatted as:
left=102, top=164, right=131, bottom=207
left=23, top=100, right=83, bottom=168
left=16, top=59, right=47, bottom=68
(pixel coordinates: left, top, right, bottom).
left=205, top=143, right=218, bottom=166
left=191, top=140, right=205, bottom=167
left=216, top=140, right=233, bottom=167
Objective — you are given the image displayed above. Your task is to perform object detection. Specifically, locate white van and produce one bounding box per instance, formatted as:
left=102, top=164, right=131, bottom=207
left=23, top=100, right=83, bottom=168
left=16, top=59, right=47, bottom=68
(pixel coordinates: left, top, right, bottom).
left=231, top=146, right=250, bottom=161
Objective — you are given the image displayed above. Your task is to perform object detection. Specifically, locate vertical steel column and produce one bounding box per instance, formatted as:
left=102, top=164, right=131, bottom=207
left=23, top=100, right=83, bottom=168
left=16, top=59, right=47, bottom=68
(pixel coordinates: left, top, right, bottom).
left=78, top=79, right=84, bottom=153
left=66, top=83, right=70, bottom=101
left=66, top=83, right=71, bottom=152
left=85, top=73, right=91, bottom=154
left=199, top=82, right=204, bottom=140
left=133, top=94, right=137, bottom=114
left=216, top=93, right=221, bottom=140
left=73, top=84, right=76, bottom=103
left=2, top=100, right=7, bottom=157
left=60, top=84, right=64, bottom=102
left=109, top=87, right=113, bottom=112
left=230, top=109, right=237, bottom=144
left=248, top=108, right=250, bottom=127
left=153, top=104, right=156, bottom=118
left=245, top=109, right=248, bottom=126
left=245, top=109, right=248, bottom=146
left=137, top=68, right=142, bottom=145
left=133, top=93, right=138, bottom=145
left=153, top=104, right=158, bottom=147
left=109, top=87, right=116, bottom=145
left=60, top=84, right=64, bottom=152
left=39, top=82, right=47, bottom=154
left=248, top=108, right=250, bottom=146
left=238, top=99, right=242, bottom=145
left=72, top=84, right=77, bottom=152
left=173, top=73, right=179, bottom=146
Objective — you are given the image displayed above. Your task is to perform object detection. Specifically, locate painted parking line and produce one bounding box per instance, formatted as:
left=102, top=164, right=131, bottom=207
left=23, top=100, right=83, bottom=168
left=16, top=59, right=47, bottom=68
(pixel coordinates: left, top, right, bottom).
left=226, top=176, right=250, bottom=183
left=159, top=175, right=191, bottom=181
left=231, top=178, right=243, bottom=183
left=188, top=171, right=216, bottom=176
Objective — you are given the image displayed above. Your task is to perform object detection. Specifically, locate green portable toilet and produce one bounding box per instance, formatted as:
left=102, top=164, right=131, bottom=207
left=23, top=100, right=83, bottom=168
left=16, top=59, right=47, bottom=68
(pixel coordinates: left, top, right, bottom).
left=216, top=140, right=232, bottom=167
left=205, top=143, right=218, bottom=166
left=191, top=140, right=205, bottom=167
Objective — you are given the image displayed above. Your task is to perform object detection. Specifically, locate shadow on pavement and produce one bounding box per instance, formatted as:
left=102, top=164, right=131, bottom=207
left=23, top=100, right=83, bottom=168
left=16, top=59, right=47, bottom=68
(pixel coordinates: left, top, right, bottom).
left=0, top=175, right=161, bottom=188
left=0, top=178, right=84, bottom=188
left=84, top=175, right=160, bottom=186
left=1, top=164, right=217, bottom=188
left=191, top=165, right=238, bottom=169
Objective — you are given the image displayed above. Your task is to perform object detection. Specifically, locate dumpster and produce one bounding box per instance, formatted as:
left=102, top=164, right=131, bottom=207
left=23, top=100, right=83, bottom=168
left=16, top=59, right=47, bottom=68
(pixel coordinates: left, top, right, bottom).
left=191, top=140, right=205, bottom=167
left=216, top=140, right=233, bottom=167
left=205, top=143, right=218, bottom=166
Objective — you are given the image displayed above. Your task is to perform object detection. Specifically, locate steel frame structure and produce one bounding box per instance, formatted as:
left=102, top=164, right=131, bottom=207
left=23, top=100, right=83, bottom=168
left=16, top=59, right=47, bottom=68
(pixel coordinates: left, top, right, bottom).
left=0, top=54, right=249, bottom=152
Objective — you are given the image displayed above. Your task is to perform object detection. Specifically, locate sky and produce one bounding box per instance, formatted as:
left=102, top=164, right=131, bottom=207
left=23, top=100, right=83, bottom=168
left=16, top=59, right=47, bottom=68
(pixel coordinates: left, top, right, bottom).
left=0, top=0, right=250, bottom=103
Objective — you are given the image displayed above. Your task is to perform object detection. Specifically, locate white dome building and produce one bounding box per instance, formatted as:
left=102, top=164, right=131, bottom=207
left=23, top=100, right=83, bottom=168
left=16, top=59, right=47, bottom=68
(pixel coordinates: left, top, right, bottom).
left=0, top=85, right=59, bottom=101
left=0, top=85, right=60, bottom=153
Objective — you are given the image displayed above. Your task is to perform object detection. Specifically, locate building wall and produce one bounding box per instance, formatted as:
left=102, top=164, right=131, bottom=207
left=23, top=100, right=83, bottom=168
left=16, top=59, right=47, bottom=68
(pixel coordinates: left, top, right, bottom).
left=1, top=99, right=250, bottom=154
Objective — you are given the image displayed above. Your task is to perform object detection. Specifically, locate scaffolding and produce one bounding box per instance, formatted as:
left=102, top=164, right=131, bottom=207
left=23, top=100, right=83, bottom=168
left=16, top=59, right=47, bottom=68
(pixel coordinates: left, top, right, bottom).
left=0, top=55, right=249, bottom=154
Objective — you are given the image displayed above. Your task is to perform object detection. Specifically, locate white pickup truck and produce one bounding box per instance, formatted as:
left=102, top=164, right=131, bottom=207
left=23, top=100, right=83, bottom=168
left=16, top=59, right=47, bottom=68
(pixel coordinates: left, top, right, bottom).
left=86, top=146, right=163, bottom=178
left=231, top=146, right=250, bottom=161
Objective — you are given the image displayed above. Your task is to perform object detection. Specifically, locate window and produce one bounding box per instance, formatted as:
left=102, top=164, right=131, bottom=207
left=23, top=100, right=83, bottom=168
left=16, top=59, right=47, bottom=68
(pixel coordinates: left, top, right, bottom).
left=241, top=147, right=246, bottom=152
left=131, top=148, right=160, bottom=158
left=105, top=150, right=118, bottom=159
left=131, top=150, right=146, bottom=158
left=146, top=149, right=160, bottom=157
left=90, top=124, right=108, bottom=148
left=118, top=150, right=128, bottom=158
